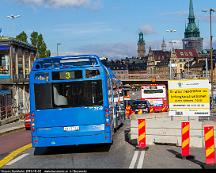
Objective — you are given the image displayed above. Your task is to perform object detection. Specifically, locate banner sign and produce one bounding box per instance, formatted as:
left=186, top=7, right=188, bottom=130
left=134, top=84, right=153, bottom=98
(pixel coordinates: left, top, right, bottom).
left=168, top=79, right=210, bottom=116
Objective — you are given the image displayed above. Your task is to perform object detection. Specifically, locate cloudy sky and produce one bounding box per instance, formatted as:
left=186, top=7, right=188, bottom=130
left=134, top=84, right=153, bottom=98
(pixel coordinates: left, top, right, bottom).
left=0, top=0, right=216, bottom=58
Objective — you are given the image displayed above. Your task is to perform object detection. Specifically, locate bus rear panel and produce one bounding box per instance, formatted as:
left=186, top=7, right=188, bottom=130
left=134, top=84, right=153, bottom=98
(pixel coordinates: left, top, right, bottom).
left=30, top=55, right=114, bottom=147
left=141, top=84, right=168, bottom=112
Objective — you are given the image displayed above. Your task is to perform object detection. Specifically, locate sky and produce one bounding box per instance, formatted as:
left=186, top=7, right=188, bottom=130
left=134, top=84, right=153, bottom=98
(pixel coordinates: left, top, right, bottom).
left=0, top=0, right=216, bottom=58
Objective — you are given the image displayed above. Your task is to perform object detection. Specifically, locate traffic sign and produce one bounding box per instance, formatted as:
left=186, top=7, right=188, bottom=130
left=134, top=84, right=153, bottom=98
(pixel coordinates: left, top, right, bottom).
left=168, top=79, right=210, bottom=116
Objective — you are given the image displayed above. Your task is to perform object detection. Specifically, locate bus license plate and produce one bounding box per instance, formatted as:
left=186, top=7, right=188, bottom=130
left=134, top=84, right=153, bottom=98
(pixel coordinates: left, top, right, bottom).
left=64, top=126, right=80, bottom=131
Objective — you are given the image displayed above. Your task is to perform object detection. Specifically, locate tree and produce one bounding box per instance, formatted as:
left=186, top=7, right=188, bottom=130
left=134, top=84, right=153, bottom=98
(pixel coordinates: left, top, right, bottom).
left=16, top=31, right=28, bottom=43
left=46, top=50, right=51, bottom=57
left=30, top=31, right=38, bottom=47
left=30, top=31, right=50, bottom=58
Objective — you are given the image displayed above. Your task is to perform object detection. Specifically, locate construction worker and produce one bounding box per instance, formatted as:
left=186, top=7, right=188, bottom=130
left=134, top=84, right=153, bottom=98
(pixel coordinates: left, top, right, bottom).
left=125, top=104, right=131, bottom=119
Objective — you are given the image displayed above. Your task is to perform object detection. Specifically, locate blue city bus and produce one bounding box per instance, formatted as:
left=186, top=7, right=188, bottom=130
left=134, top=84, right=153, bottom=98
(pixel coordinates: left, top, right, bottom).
left=29, top=55, right=124, bottom=148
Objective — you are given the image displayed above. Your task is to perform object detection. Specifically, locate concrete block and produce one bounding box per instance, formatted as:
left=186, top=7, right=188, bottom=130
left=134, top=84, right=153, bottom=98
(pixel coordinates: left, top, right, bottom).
left=146, top=120, right=180, bottom=129
left=154, top=136, right=178, bottom=145
left=190, top=137, right=203, bottom=148
left=190, top=129, right=203, bottom=137
left=146, top=135, right=155, bottom=145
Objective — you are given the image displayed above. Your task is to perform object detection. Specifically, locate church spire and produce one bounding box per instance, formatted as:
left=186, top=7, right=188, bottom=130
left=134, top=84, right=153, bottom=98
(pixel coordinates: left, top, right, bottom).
left=138, top=32, right=144, bottom=44
left=188, top=0, right=195, bottom=22
left=137, top=32, right=145, bottom=57
left=161, top=37, right=166, bottom=51
left=182, top=0, right=203, bottom=52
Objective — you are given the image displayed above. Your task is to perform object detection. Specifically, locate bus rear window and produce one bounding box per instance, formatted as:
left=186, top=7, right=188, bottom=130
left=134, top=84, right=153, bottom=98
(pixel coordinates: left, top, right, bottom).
left=53, top=80, right=103, bottom=108
left=86, top=70, right=100, bottom=78
left=34, top=83, right=53, bottom=110
left=34, top=80, right=103, bottom=110
left=143, top=89, right=163, bottom=94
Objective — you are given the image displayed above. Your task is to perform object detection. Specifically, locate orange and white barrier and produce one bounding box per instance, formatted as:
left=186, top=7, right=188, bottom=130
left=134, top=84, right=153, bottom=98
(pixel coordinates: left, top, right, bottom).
left=137, top=119, right=146, bottom=149
left=204, top=126, right=215, bottom=165
left=182, top=122, right=190, bottom=157
left=138, top=109, right=143, bottom=115
left=150, top=107, right=154, bottom=113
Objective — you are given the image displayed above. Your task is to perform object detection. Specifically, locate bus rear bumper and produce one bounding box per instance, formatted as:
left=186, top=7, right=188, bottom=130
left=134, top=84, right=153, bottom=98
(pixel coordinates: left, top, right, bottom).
left=32, top=132, right=112, bottom=147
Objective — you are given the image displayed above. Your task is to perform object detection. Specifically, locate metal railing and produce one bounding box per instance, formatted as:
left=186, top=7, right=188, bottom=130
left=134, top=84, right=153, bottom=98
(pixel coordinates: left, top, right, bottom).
left=115, top=73, right=209, bottom=81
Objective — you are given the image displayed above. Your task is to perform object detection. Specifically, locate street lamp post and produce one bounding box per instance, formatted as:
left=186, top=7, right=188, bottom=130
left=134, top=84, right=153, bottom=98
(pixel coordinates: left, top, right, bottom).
left=57, top=43, right=61, bottom=56
left=166, top=29, right=177, bottom=80
left=168, top=41, right=177, bottom=50
left=202, top=9, right=215, bottom=108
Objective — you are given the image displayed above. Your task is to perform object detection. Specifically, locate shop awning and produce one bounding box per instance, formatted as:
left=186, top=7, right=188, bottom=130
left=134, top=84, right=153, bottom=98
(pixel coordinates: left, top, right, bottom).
left=0, top=45, right=10, bottom=51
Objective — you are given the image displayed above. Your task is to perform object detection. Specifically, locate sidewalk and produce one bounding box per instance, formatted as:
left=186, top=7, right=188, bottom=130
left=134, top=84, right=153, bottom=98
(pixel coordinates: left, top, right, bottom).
left=0, top=120, right=25, bottom=135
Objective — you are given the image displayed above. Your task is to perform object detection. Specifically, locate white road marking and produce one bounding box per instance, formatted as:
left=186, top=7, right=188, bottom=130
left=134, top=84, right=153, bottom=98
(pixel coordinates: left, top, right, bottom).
left=129, top=151, right=139, bottom=169
left=6, top=153, right=29, bottom=166
left=137, top=151, right=145, bottom=169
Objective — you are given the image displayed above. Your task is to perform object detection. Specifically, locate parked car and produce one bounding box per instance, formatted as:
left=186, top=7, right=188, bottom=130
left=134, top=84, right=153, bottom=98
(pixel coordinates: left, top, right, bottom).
left=131, top=100, right=151, bottom=114
left=24, top=113, right=31, bottom=130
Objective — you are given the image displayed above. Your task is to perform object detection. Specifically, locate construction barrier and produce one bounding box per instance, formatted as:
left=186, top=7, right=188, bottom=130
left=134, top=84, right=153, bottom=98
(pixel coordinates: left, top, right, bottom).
left=138, top=109, right=143, bottom=115
left=137, top=119, right=146, bottom=149
left=204, top=126, right=215, bottom=165
left=182, top=122, right=190, bottom=157
left=150, top=107, right=154, bottom=113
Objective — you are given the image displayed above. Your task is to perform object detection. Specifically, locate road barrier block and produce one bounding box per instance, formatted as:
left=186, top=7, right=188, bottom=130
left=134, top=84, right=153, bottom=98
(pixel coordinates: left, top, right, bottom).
left=204, top=126, right=215, bottom=165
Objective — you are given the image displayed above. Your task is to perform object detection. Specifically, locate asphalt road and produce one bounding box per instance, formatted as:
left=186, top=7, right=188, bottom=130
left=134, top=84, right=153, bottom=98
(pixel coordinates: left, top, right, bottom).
left=2, top=120, right=212, bottom=169
left=0, top=128, right=31, bottom=160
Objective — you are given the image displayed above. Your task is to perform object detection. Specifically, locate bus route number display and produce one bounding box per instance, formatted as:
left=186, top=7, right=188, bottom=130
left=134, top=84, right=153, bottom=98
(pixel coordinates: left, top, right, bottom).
left=52, top=70, right=82, bottom=80
left=168, top=79, right=210, bottom=116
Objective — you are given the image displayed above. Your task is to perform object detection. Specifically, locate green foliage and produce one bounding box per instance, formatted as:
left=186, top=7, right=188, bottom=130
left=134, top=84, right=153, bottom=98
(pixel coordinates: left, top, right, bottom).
left=30, top=31, right=38, bottom=47
left=16, top=31, right=28, bottom=43
left=46, top=50, right=51, bottom=57
left=16, top=31, right=50, bottom=58
left=30, top=31, right=50, bottom=58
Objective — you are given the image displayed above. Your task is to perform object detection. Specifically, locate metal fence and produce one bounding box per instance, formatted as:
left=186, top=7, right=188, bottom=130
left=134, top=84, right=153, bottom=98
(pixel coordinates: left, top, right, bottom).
left=0, top=93, right=18, bottom=125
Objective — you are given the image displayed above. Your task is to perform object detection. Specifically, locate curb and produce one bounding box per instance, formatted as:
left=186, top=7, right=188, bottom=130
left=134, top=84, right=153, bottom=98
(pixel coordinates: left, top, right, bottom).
left=0, top=126, right=25, bottom=135
left=0, top=143, right=32, bottom=168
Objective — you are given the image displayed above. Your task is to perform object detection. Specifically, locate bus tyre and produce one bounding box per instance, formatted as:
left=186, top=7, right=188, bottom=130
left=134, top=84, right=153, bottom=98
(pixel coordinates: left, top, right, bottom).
left=114, top=128, right=117, bottom=133
left=124, top=128, right=130, bottom=142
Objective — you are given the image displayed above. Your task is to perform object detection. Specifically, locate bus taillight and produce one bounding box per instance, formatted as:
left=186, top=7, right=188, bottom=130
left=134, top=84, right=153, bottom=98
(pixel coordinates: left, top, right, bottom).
left=105, top=108, right=109, bottom=112
left=106, top=123, right=110, bottom=126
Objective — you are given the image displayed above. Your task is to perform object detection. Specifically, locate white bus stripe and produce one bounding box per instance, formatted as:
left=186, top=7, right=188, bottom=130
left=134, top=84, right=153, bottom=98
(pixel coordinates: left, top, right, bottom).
left=6, top=153, right=29, bottom=165
left=137, top=151, right=145, bottom=169
left=129, top=151, right=139, bottom=169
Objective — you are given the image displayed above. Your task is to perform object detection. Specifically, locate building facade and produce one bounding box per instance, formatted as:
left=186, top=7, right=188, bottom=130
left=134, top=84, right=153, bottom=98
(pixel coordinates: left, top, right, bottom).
left=147, top=49, right=171, bottom=77
left=171, top=49, right=198, bottom=79
left=0, top=37, right=36, bottom=124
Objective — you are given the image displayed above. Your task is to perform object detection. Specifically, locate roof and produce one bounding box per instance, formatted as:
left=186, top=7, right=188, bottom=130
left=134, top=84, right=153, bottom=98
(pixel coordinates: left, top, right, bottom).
left=128, top=63, right=147, bottom=71
left=150, top=50, right=171, bottom=61
left=107, top=63, right=128, bottom=70
left=174, top=49, right=198, bottom=58
left=0, top=36, right=36, bottom=51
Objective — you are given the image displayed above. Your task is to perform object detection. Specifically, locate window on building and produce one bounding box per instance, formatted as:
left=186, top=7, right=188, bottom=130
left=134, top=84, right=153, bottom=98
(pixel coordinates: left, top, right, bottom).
left=0, top=54, right=10, bottom=75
